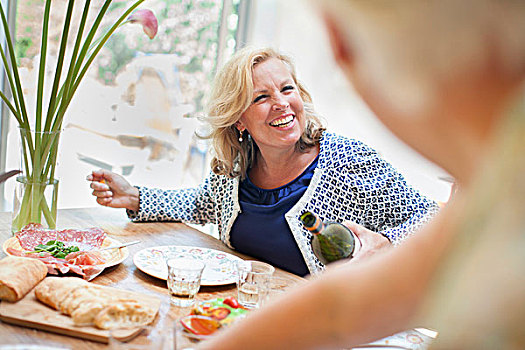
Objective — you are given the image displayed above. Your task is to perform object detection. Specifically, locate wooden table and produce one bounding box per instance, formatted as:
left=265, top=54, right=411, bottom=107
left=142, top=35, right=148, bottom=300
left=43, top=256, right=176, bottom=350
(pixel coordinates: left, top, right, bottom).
left=0, top=207, right=304, bottom=349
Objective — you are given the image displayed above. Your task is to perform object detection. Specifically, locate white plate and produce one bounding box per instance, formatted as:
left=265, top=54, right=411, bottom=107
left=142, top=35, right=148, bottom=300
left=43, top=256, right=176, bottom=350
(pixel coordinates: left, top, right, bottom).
left=133, top=245, right=243, bottom=286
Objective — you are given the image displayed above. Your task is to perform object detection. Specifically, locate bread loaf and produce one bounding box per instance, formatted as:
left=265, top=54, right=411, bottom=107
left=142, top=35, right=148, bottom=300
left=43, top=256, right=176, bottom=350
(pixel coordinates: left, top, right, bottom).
left=59, top=284, right=107, bottom=315
left=93, top=300, right=157, bottom=330
left=71, top=299, right=111, bottom=326
left=0, top=256, right=47, bottom=302
left=34, top=277, right=157, bottom=329
left=34, top=276, right=88, bottom=309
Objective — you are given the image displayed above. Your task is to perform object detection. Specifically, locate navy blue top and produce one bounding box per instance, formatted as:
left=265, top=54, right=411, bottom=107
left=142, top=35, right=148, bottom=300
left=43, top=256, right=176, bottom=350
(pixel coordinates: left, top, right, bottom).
left=230, top=156, right=319, bottom=276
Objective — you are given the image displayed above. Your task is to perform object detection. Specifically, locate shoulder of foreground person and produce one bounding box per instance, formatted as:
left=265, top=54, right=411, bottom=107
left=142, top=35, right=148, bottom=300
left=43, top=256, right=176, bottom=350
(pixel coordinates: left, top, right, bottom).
left=198, top=203, right=458, bottom=349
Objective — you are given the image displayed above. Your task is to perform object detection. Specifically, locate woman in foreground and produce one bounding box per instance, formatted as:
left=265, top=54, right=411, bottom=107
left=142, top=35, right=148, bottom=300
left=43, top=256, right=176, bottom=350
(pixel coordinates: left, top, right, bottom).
left=201, top=0, right=525, bottom=348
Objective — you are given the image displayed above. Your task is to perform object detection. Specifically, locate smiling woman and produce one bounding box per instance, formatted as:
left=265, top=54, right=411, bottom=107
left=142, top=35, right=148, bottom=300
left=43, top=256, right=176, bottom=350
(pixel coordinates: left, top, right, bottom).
left=87, top=47, right=439, bottom=277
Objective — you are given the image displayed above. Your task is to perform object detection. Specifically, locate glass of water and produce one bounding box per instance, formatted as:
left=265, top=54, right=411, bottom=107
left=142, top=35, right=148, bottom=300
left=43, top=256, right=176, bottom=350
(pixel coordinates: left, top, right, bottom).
left=166, top=258, right=206, bottom=307
left=236, top=260, right=275, bottom=309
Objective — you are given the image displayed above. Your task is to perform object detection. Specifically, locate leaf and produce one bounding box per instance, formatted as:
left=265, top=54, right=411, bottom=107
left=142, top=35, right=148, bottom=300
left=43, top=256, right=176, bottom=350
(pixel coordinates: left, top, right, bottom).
left=0, top=170, right=21, bottom=184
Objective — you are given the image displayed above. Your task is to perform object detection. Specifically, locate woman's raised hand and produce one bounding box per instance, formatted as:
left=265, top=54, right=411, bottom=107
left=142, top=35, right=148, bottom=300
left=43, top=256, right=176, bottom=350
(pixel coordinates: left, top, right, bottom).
left=86, top=169, right=140, bottom=211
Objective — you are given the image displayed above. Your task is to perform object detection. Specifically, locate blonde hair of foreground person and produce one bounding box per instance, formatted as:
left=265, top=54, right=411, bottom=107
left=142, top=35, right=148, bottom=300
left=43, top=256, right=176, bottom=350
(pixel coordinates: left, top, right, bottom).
left=201, top=47, right=324, bottom=179
left=199, top=0, right=525, bottom=349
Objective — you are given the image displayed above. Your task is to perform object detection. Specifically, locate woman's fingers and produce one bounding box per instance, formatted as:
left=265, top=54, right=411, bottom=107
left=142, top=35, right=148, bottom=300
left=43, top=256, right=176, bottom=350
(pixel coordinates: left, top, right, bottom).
left=341, top=221, right=391, bottom=264
left=90, top=181, right=110, bottom=191
left=92, top=189, right=112, bottom=198
left=87, top=169, right=112, bottom=182
left=96, top=197, right=112, bottom=206
left=342, top=221, right=368, bottom=235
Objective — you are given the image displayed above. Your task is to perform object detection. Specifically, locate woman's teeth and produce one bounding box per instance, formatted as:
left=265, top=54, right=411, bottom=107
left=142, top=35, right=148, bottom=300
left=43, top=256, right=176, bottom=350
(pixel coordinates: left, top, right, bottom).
left=270, top=115, right=294, bottom=127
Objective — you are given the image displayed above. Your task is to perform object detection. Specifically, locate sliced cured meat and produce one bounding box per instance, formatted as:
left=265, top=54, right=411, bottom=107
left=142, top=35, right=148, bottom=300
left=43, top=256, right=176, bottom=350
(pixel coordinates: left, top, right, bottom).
left=15, top=224, right=57, bottom=251
left=65, top=251, right=106, bottom=266
left=6, top=247, right=106, bottom=281
left=58, top=228, right=106, bottom=249
left=15, top=224, right=106, bottom=251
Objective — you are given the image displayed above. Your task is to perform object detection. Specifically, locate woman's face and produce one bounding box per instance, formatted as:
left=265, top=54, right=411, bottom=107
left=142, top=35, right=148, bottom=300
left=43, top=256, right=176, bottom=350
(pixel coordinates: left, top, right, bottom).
left=238, top=58, right=306, bottom=153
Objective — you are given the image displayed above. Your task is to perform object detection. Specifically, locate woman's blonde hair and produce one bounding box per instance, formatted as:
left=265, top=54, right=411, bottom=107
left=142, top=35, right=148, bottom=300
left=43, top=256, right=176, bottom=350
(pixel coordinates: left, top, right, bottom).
left=201, top=47, right=325, bottom=178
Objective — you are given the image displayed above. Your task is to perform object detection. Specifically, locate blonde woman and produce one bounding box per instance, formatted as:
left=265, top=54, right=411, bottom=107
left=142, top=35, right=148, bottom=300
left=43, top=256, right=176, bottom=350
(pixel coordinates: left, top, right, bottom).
left=201, top=0, right=525, bottom=349
left=87, top=47, right=437, bottom=276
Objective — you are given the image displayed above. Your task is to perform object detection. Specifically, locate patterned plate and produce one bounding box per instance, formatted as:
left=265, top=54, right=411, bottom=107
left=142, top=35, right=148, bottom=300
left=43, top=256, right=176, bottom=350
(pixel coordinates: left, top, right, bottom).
left=2, top=236, right=129, bottom=268
left=358, top=328, right=437, bottom=350
left=133, top=245, right=243, bottom=286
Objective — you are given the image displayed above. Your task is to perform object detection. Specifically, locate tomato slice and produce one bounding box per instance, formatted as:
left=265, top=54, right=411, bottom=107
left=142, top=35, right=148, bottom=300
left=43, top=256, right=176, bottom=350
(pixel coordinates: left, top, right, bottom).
left=223, top=297, right=240, bottom=308
left=180, top=316, right=221, bottom=336
left=209, top=307, right=231, bottom=320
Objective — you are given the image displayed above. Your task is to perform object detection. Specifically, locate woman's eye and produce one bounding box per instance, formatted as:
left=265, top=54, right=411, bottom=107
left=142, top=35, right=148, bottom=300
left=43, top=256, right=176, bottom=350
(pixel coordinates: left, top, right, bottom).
left=282, top=85, right=295, bottom=92
left=253, top=94, right=268, bottom=103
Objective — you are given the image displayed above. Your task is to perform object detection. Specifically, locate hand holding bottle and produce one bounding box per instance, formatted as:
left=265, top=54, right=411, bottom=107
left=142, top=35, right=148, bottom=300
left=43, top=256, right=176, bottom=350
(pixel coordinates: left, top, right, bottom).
left=341, top=221, right=392, bottom=264
left=300, top=211, right=361, bottom=264
left=86, top=169, right=139, bottom=211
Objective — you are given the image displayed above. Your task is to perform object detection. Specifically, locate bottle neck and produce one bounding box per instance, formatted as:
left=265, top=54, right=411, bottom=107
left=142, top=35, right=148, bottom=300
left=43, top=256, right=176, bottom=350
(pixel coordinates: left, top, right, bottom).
left=306, top=219, right=324, bottom=235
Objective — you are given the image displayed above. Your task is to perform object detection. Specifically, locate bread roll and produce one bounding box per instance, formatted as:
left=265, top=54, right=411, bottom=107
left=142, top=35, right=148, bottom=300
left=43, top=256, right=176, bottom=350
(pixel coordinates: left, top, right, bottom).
left=34, top=277, right=88, bottom=309
left=0, top=256, right=47, bottom=302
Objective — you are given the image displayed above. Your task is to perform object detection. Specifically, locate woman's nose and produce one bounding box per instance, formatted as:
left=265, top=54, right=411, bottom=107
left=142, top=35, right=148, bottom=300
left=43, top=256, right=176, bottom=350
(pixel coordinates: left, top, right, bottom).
left=272, top=98, right=289, bottom=111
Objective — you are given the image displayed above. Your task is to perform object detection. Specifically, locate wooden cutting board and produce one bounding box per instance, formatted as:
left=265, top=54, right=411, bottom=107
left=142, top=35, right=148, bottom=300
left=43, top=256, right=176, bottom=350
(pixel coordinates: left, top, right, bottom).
left=0, top=287, right=161, bottom=343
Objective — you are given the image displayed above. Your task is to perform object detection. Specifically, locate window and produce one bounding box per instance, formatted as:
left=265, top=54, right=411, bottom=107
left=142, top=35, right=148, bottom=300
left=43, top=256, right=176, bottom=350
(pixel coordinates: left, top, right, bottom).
left=1, top=0, right=247, bottom=210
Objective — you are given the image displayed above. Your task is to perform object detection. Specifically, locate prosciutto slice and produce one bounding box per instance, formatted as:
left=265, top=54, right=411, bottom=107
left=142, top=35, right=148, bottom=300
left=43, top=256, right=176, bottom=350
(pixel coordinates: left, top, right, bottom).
left=11, top=224, right=108, bottom=281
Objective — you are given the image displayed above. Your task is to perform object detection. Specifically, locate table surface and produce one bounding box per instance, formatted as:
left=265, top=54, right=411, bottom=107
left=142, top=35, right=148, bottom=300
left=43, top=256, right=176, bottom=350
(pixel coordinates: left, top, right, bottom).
left=0, top=207, right=304, bottom=349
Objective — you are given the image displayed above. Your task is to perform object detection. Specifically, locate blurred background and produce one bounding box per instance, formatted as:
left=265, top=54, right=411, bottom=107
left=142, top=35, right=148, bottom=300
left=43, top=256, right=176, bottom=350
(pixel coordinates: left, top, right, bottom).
left=0, top=0, right=452, bottom=213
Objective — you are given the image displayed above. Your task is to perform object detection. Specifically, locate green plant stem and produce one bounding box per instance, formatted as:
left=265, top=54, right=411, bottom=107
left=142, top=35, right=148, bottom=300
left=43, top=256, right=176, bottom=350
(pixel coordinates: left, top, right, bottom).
left=35, top=0, right=52, bottom=135
left=0, top=90, right=20, bottom=121
left=3, top=0, right=151, bottom=232
left=0, top=4, right=29, bottom=129
left=0, top=43, right=21, bottom=117
left=12, top=179, right=57, bottom=231
left=45, top=0, right=74, bottom=130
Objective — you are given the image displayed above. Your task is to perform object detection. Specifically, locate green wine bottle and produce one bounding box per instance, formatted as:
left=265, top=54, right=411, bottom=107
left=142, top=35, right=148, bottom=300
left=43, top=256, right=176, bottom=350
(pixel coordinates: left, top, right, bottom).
left=300, top=211, right=360, bottom=264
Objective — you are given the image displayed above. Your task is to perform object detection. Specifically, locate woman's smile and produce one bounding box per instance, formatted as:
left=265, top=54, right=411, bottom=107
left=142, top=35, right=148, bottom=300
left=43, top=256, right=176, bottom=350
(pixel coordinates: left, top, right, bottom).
left=269, top=114, right=295, bottom=128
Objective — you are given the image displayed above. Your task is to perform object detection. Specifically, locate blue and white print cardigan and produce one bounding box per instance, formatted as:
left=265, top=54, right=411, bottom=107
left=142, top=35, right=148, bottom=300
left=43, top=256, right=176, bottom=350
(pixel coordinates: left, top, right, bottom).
left=128, top=132, right=439, bottom=274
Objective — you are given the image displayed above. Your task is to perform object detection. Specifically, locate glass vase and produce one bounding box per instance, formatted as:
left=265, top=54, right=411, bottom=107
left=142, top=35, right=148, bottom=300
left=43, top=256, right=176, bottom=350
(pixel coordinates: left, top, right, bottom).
left=11, top=128, right=61, bottom=233
left=12, top=177, right=59, bottom=233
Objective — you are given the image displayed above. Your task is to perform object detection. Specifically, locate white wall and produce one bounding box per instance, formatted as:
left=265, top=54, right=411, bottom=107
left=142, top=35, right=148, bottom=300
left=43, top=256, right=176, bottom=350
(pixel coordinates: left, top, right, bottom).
left=246, top=0, right=452, bottom=202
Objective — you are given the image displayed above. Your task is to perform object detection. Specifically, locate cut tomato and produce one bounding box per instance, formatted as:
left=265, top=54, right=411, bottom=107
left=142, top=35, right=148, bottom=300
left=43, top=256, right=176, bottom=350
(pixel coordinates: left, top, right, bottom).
left=180, top=316, right=221, bottom=336
left=223, top=297, right=240, bottom=308
left=209, top=307, right=231, bottom=320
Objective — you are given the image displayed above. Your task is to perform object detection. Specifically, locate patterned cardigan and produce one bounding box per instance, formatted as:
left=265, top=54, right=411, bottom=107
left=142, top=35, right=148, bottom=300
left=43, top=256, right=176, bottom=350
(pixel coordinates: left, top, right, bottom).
left=128, top=132, right=439, bottom=274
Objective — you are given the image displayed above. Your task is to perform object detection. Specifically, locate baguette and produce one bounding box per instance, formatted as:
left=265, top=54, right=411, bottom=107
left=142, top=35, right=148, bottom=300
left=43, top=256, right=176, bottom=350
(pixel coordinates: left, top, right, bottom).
left=0, top=256, right=47, bottom=302
left=34, top=277, right=88, bottom=309
left=59, top=283, right=108, bottom=315
left=94, top=300, right=157, bottom=330
left=71, top=299, right=111, bottom=326
left=34, top=277, right=158, bottom=329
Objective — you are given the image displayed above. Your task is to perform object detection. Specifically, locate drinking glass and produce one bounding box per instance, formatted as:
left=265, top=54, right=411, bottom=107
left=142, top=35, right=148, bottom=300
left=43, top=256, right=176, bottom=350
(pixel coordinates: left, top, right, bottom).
left=236, top=260, right=274, bottom=309
left=166, top=258, right=206, bottom=307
